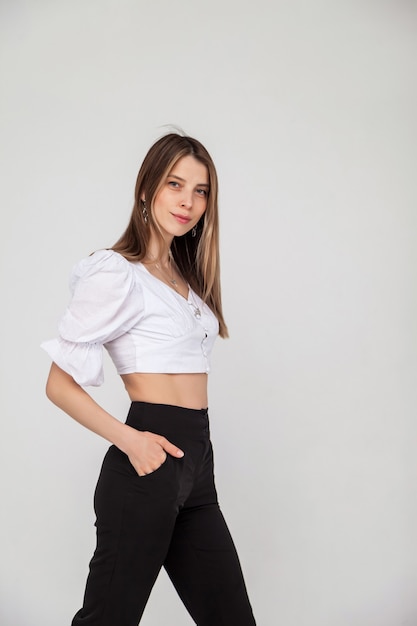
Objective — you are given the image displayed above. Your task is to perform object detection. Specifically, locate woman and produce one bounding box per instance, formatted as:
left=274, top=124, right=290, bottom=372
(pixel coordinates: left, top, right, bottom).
left=42, top=132, right=256, bottom=625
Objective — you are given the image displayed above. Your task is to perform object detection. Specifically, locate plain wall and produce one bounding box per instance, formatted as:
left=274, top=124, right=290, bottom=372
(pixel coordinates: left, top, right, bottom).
left=1, top=1, right=416, bottom=624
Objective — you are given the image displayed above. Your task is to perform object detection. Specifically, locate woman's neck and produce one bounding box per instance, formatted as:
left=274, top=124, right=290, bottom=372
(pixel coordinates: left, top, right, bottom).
left=146, top=237, right=173, bottom=268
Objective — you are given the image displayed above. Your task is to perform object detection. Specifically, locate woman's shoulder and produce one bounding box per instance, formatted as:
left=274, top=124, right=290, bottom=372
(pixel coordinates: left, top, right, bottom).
left=73, top=248, right=132, bottom=272
left=69, top=249, right=138, bottom=292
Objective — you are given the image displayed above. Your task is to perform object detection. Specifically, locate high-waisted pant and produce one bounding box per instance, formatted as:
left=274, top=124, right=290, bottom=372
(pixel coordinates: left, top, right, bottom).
left=71, top=402, right=256, bottom=625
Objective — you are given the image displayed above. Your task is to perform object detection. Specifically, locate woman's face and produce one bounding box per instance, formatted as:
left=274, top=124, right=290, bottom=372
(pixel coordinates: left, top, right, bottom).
left=151, top=155, right=209, bottom=242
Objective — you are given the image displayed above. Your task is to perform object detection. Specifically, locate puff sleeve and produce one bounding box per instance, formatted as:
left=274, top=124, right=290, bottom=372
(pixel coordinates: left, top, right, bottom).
left=41, top=249, right=143, bottom=386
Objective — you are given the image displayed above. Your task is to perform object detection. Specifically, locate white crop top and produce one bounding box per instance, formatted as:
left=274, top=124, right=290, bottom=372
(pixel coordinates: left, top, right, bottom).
left=41, top=249, right=219, bottom=386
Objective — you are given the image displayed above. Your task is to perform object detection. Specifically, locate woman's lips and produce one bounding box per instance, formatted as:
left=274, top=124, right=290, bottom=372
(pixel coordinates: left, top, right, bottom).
left=172, top=213, right=191, bottom=225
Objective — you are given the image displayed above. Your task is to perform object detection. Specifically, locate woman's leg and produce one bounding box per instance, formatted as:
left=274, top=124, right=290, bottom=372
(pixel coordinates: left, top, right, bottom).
left=71, top=445, right=180, bottom=626
left=164, top=441, right=256, bottom=626
left=165, top=503, right=256, bottom=626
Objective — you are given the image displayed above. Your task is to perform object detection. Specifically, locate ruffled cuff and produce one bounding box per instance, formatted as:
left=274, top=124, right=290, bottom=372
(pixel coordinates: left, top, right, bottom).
left=41, top=337, right=104, bottom=387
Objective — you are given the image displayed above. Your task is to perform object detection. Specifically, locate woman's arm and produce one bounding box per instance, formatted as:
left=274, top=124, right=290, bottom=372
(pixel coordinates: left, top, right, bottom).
left=45, top=363, right=184, bottom=476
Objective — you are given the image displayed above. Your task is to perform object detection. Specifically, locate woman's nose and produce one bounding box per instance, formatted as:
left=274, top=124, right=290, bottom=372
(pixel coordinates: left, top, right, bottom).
left=180, top=193, right=192, bottom=209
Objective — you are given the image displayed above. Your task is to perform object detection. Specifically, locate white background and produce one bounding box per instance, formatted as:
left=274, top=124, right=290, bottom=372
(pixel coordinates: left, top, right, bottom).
left=1, top=1, right=416, bottom=625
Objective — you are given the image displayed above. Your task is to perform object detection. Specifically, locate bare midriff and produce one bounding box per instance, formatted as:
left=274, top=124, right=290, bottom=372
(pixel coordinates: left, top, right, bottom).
left=121, top=372, right=209, bottom=410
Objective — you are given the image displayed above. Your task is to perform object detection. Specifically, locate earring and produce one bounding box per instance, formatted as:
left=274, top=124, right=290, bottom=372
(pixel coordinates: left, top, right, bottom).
left=141, top=200, right=148, bottom=224
left=191, top=225, right=197, bottom=238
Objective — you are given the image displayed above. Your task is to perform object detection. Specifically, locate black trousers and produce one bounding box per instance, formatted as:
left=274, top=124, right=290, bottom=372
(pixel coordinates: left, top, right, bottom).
left=72, top=402, right=256, bottom=625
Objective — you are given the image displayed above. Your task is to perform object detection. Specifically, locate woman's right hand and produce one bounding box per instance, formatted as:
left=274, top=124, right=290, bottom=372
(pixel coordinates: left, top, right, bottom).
left=123, top=426, right=184, bottom=476
left=45, top=364, right=184, bottom=477
left=46, top=363, right=184, bottom=476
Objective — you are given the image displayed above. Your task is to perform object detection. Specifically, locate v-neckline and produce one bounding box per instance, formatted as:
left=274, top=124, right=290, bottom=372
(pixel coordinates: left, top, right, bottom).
left=137, top=262, right=191, bottom=302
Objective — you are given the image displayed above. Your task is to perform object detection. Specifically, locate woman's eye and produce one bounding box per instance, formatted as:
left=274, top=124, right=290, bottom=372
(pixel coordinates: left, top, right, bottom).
left=196, top=188, right=207, bottom=197
left=168, top=181, right=180, bottom=188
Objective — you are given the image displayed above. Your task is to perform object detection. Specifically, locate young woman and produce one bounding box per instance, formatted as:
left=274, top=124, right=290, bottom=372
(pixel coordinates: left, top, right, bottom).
left=42, top=132, right=256, bottom=625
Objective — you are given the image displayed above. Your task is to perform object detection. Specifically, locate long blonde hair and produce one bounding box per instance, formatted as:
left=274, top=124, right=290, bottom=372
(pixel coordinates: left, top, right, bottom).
left=112, top=132, right=228, bottom=337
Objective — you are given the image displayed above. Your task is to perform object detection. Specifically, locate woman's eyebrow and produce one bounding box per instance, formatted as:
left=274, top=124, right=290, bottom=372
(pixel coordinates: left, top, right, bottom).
left=168, top=174, right=209, bottom=188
